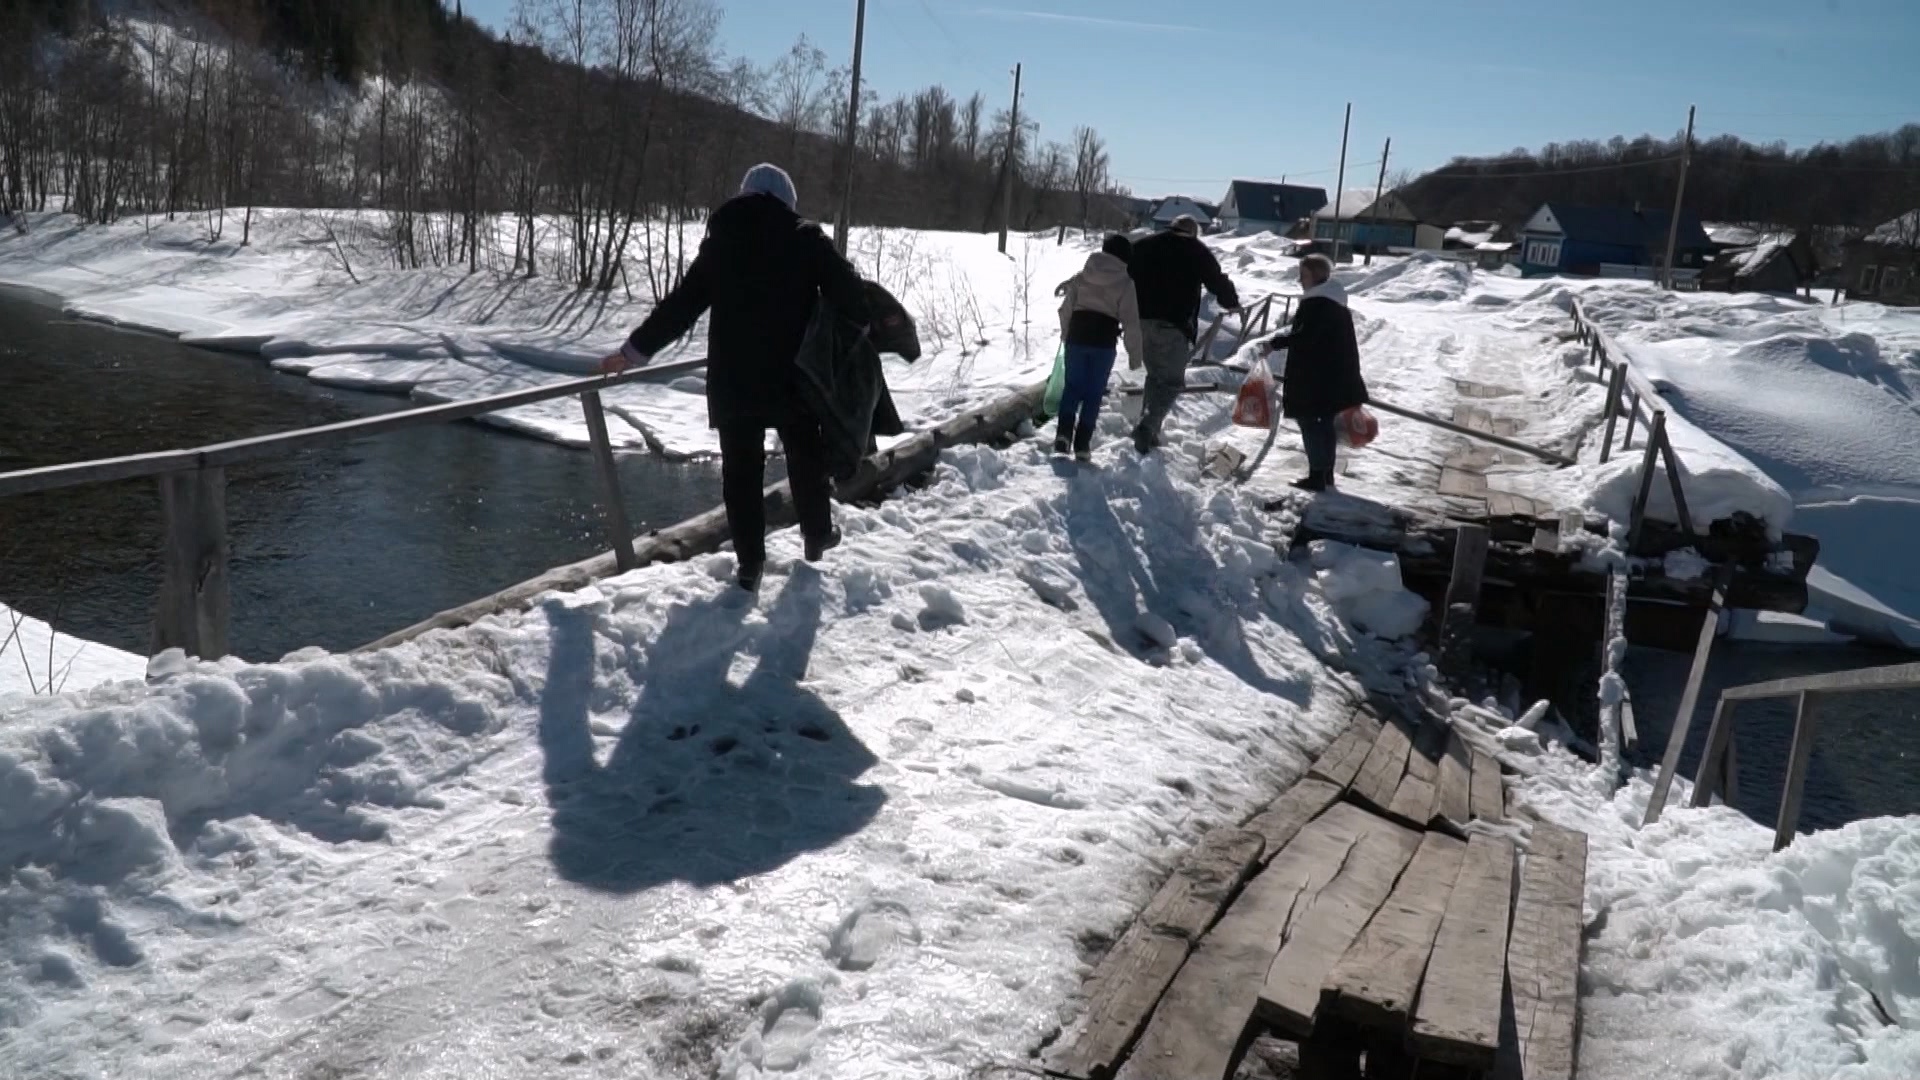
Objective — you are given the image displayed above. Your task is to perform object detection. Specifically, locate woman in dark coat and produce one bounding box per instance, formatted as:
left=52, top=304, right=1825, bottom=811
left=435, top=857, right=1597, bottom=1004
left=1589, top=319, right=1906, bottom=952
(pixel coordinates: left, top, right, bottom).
left=602, top=163, right=871, bottom=590
left=1262, top=253, right=1367, bottom=492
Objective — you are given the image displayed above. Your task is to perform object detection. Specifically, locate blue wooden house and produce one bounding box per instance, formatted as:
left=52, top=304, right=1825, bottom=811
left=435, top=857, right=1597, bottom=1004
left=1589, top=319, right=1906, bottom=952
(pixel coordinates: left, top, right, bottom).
left=1218, top=181, right=1327, bottom=235
left=1517, top=203, right=1714, bottom=278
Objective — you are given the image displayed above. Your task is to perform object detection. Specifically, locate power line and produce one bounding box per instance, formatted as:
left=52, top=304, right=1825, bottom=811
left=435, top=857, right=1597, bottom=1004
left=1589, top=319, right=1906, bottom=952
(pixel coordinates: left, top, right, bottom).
left=1122, top=159, right=1383, bottom=186
left=1425, top=156, right=1682, bottom=179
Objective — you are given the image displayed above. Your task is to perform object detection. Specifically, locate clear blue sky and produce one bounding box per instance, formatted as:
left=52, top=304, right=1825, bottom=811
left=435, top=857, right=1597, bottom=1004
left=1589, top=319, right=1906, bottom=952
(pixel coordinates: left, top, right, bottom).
left=461, top=0, right=1918, bottom=199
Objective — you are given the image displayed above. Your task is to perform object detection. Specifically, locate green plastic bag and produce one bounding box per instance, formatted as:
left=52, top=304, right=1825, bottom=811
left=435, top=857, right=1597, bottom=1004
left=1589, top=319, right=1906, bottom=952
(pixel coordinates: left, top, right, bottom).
left=1043, top=343, right=1067, bottom=417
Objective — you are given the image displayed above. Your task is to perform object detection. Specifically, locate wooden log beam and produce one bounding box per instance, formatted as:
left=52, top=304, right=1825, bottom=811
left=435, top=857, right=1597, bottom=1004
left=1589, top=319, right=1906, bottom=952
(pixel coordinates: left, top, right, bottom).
left=1773, top=692, right=1819, bottom=852
left=1468, top=750, right=1504, bottom=824
left=1438, top=524, right=1489, bottom=678
left=359, top=382, right=1047, bottom=650
left=1431, top=730, right=1472, bottom=832
left=1350, top=721, right=1414, bottom=813
left=1305, top=711, right=1384, bottom=791
left=1290, top=499, right=1809, bottom=615
left=580, top=390, right=638, bottom=573
left=1648, top=566, right=1730, bottom=824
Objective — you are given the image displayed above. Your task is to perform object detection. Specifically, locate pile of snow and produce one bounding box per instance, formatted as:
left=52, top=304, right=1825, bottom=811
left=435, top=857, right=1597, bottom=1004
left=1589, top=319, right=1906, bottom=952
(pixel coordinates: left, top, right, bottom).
left=0, top=602, right=147, bottom=700
left=1452, top=699, right=1920, bottom=1079
left=0, top=403, right=1435, bottom=1077
left=1304, top=541, right=1429, bottom=639
left=1341, top=252, right=1473, bottom=304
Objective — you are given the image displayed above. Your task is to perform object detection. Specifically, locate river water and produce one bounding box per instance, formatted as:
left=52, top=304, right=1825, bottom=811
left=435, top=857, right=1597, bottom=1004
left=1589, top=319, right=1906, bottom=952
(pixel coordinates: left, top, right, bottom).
left=0, top=290, right=727, bottom=662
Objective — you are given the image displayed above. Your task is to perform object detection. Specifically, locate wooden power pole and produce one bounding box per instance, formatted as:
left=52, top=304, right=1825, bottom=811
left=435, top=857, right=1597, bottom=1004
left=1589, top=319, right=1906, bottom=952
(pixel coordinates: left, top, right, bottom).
left=832, top=0, right=868, bottom=256
left=1364, top=137, right=1391, bottom=266
left=998, top=62, right=1022, bottom=255
left=1330, top=102, right=1351, bottom=261
left=1661, top=104, right=1696, bottom=290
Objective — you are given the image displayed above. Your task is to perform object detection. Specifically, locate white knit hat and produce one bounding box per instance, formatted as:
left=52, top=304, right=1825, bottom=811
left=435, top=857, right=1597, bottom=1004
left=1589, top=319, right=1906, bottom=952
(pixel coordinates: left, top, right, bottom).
left=740, top=163, right=798, bottom=211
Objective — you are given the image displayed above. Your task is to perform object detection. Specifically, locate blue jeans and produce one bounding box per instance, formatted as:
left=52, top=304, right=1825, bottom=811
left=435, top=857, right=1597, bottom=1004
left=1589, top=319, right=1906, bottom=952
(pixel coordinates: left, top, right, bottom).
left=1298, top=414, right=1338, bottom=476
left=1057, top=343, right=1118, bottom=446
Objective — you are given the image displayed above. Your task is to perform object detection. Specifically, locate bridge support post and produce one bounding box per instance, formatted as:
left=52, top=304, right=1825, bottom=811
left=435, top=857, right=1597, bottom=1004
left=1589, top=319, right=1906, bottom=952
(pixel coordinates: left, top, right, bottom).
left=580, top=391, right=638, bottom=573
left=152, top=466, right=230, bottom=659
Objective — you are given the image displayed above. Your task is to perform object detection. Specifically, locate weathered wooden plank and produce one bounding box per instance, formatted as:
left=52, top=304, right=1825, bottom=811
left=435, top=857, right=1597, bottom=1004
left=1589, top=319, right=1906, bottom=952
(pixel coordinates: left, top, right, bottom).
left=1649, top=567, right=1730, bottom=822
left=1411, top=834, right=1517, bottom=1068
left=1306, top=711, right=1384, bottom=791
left=1045, top=829, right=1267, bottom=1079
left=1501, top=823, right=1587, bottom=1080
left=1350, top=721, right=1414, bottom=812
left=1321, top=831, right=1468, bottom=1032
left=1257, top=812, right=1423, bottom=1036
left=1452, top=405, right=1495, bottom=433
left=152, top=466, right=230, bottom=660
left=1468, top=750, right=1504, bottom=823
left=1116, top=805, right=1374, bottom=1080
left=1431, top=731, right=1473, bottom=830
left=1244, top=778, right=1344, bottom=863
left=1386, top=772, right=1437, bottom=830
left=1437, top=467, right=1489, bottom=499
left=1492, top=417, right=1522, bottom=438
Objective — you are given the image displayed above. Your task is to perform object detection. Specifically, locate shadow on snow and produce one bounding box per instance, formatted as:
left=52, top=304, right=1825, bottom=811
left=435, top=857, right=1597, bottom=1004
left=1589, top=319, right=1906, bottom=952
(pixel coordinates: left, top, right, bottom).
left=536, top=566, right=886, bottom=892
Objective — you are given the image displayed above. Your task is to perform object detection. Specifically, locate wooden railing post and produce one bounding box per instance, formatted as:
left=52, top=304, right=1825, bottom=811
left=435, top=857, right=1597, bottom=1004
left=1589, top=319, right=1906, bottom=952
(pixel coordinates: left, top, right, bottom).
left=1657, top=424, right=1696, bottom=540
left=580, top=391, right=638, bottom=572
left=1620, top=391, right=1639, bottom=452
left=1438, top=524, right=1490, bottom=678
left=1626, top=410, right=1667, bottom=552
left=1598, top=364, right=1627, bottom=463
left=1774, top=692, right=1819, bottom=851
left=151, top=466, right=230, bottom=659
left=1644, top=565, right=1729, bottom=825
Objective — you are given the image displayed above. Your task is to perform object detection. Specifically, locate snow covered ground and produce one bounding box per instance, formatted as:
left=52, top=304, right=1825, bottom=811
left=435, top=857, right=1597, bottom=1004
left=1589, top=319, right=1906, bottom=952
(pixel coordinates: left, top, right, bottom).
left=0, top=603, right=147, bottom=701
left=5, top=217, right=1918, bottom=1077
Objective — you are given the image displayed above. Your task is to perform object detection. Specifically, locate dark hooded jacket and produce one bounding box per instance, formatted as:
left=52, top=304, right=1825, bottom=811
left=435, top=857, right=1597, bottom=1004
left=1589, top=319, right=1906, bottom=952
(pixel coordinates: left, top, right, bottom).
left=625, top=193, right=871, bottom=429
left=1265, top=279, right=1367, bottom=418
left=1126, top=229, right=1241, bottom=339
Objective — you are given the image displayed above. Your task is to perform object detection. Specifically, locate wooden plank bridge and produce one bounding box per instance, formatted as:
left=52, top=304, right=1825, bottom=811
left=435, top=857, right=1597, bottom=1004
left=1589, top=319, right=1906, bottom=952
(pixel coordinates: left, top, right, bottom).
left=1043, top=705, right=1588, bottom=1080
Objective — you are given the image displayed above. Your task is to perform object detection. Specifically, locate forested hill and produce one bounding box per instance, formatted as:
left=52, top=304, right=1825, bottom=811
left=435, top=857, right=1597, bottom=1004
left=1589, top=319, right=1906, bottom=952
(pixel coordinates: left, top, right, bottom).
left=1405, top=129, right=1920, bottom=233
left=0, top=0, right=1130, bottom=288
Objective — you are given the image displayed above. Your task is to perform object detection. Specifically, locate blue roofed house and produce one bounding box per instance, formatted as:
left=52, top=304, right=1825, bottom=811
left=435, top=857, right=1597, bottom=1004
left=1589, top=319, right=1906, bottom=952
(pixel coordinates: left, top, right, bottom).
left=1218, top=180, right=1328, bottom=236
left=1149, top=195, right=1216, bottom=231
left=1517, top=203, right=1714, bottom=280
left=1311, top=189, right=1446, bottom=252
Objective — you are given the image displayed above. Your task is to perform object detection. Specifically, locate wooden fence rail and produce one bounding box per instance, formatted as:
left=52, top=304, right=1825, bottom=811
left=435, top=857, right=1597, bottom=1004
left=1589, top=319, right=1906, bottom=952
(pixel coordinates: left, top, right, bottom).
left=1678, top=660, right=1920, bottom=850
left=1568, top=299, right=1698, bottom=548
left=0, top=357, right=710, bottom=657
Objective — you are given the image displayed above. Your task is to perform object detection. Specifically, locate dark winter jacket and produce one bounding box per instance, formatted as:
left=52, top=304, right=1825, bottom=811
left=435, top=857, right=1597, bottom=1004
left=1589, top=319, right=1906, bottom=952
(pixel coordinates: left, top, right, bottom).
left=1266, top=280, right=1366, bottom=419
left=1127, top=230, right=1241, bottom=340
left=625, top=193, right=872, bottom=429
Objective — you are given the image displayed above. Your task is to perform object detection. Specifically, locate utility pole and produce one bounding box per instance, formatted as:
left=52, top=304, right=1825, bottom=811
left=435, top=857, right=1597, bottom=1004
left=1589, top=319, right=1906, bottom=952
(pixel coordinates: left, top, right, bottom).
left=832, top=0, right=868, bottom=256
left=1364, top=137, right=1391, bottom=266
left=1661, top=104, right=1696, bottom=290
left=998, top=62, right=1022, bottom=255
left=1329, top=103, right=1352, bottom=262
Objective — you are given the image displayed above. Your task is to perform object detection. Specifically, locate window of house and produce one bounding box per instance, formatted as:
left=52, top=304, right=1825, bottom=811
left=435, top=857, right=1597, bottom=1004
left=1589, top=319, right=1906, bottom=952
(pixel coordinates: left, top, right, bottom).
left=1884, top=268, right=1907, bottom=294
left=1859, top=265, right=1880, bottom=292
left=1526, top=240, right=1561, bottom=266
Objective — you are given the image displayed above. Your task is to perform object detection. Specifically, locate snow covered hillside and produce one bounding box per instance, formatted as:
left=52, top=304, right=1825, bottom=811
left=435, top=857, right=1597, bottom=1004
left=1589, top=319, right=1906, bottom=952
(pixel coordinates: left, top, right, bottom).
left=0, top=209, right=1092, bottom=460
left=1, top=603, right=146, bottom=701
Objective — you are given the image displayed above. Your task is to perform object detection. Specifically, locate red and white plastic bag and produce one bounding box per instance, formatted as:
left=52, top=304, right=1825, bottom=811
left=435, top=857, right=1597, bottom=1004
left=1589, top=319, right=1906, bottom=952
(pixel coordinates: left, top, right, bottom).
left=1232, top=366, right=1275, bottom=428
left=1337, top=405, right=1379, bottom=449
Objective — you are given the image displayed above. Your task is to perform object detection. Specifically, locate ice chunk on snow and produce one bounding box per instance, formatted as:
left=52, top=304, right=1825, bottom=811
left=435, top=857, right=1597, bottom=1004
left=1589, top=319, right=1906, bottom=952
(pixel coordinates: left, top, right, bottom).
left=1135, top=612, right=1178, bottom=649
left=916, top=583, right=966, bottom=626
left=1306, top=540, right=1430, bottom=639
left=1663, top=547, right=1708, bottom=581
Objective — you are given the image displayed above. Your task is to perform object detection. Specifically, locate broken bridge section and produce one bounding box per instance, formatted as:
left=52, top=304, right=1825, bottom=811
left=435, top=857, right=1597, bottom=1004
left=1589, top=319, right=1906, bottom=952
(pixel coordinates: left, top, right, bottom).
left=1042, top=705, right=1588, bottom=1080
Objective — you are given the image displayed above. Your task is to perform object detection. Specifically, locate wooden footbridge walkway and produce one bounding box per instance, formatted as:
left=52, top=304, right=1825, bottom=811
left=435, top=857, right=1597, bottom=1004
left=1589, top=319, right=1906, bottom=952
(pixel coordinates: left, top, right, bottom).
left=1043, top=704, right=1588, bottom=1080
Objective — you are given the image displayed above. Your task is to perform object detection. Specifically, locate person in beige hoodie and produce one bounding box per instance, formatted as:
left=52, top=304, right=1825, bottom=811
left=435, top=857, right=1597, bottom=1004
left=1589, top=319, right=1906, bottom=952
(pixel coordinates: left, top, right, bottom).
left=1054, top=233, right=1146, bottom=461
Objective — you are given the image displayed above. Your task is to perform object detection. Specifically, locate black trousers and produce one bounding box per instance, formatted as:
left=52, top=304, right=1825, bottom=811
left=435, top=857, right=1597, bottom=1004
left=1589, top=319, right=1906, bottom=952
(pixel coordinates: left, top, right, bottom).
left=717, top=419, right=834, bottom=566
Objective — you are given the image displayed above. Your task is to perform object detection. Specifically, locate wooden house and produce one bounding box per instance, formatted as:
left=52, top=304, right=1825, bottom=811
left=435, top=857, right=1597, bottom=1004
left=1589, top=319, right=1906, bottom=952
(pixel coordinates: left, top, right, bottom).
left=1844, top=211, right=1920, bottom=306
left=1218, top=180, right=1328, bottom=236
left=1516, top=203, right=1712, bottom=279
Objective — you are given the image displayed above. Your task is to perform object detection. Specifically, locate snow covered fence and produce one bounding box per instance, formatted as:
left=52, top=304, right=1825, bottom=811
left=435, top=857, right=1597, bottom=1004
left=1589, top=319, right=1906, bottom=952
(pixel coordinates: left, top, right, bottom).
left=1569, top=298, right=1705, bottom=545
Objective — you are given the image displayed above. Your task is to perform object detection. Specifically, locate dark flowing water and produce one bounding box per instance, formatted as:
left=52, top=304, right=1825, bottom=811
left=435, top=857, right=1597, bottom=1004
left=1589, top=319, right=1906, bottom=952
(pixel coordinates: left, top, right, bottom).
left=1624, top=641, right=1920, bottom=832
left=0, top=289, right=727, bottom=662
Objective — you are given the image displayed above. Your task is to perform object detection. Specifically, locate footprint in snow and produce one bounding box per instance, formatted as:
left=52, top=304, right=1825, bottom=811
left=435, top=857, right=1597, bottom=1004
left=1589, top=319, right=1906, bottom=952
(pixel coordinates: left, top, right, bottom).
left=825, top=900, right=921, bottom=972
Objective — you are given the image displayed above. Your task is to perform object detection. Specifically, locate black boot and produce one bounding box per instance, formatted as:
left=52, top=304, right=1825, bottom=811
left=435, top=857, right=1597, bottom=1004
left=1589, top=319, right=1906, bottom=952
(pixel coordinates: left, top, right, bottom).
left=1073, top=425, right=1094, bottom=464
left=737, top=559, right=766, bottom=591
left=1053, top=417, right=1075, bottom=456
left=804, top=525, right=843, bottom=562
left=1290, top=472, right=1328, bottom=492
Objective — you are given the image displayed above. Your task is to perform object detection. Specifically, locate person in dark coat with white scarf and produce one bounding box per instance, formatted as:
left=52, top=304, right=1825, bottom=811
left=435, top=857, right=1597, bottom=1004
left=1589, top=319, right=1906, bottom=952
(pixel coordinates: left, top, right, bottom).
left=602, top=163, right=871, bottom=591
left=1262, top=253, right=1366, bottom=492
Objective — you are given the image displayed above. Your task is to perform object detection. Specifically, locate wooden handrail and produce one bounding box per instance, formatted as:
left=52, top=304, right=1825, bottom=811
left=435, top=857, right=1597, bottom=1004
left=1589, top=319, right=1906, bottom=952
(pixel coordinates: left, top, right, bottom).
left=1569, top=299, right=1696, bottom=545
left=0, top=355, right=712, bottom=498
left=1682, top=659, right=1920, bottom=851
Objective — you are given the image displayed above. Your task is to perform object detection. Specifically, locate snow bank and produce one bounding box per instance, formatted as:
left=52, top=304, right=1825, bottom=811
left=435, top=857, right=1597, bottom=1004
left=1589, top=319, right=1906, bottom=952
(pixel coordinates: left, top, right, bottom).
left=1305, top=540, right=1430, bottom=639
left=1341, top=252, right=1474, bottom=304
left=0, top=602, right=147, bottom=701
left=0, top=396, right=1428, bottom=1077
left=1464, top=697, right=1920, bottom=1079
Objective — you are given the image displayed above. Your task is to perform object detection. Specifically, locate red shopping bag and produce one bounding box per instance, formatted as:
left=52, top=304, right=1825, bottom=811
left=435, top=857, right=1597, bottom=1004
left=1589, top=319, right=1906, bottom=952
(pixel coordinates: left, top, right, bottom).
left=1232, top=366, right=1274, bottom=428
left=1337, top=405, right=1379, bottom=449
